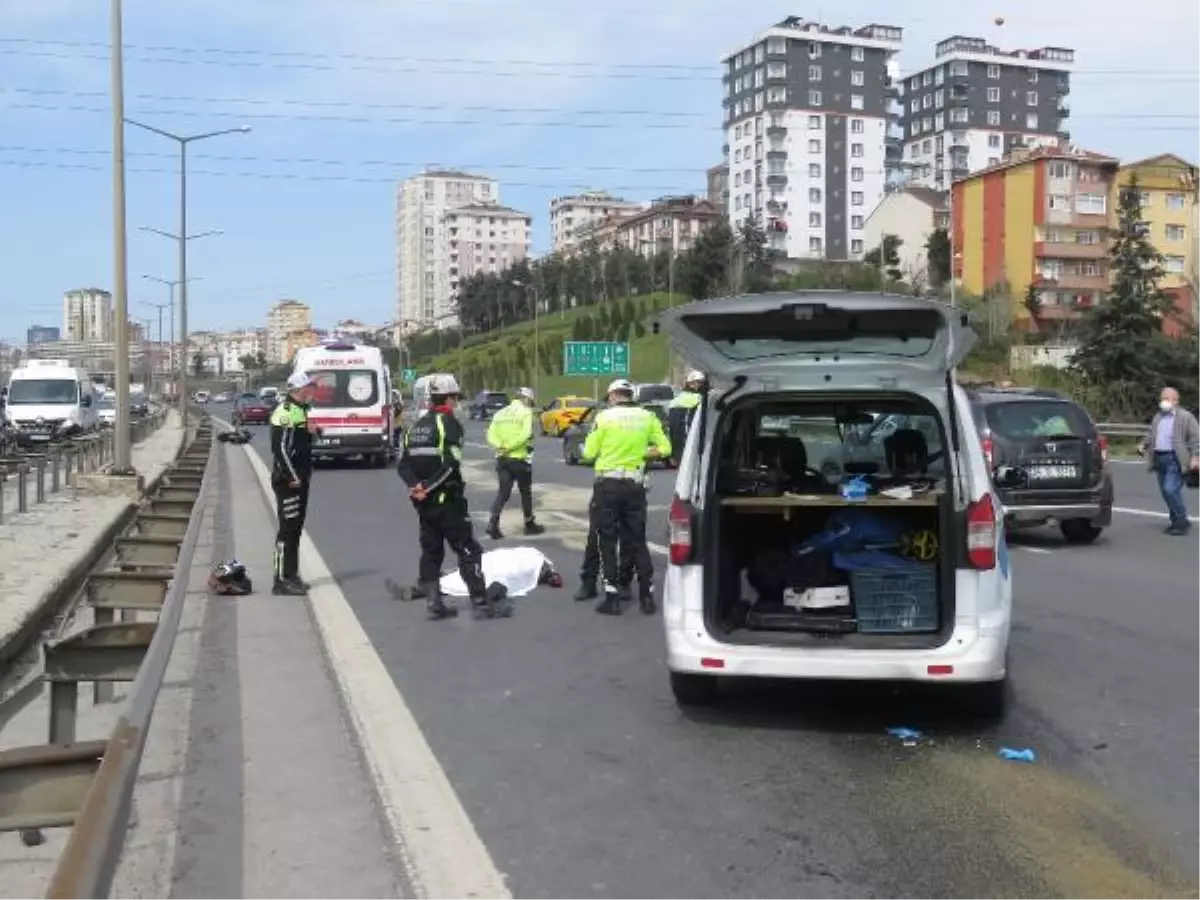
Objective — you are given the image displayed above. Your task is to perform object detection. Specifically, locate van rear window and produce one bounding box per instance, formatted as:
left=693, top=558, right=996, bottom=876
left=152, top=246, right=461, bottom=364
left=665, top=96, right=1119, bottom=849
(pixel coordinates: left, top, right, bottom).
left=308, top=369, right=379, bottom=408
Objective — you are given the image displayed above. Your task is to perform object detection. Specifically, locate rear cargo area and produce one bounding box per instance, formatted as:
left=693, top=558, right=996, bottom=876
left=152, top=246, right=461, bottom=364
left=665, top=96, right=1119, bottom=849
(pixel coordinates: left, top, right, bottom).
left=704, top=395, right=956, bottom=648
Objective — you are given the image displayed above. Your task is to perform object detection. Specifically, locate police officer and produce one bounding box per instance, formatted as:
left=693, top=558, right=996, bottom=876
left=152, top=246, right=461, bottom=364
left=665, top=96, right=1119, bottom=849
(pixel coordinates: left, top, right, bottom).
left=397, top=373, right=511, bottom=620
left=580, top=379, right=671, bottom=616
left=270, top=372, right=320, bottom=596
left=485, top=387, right=545, bottom=539
left=666, top=369, right=706, bottom=467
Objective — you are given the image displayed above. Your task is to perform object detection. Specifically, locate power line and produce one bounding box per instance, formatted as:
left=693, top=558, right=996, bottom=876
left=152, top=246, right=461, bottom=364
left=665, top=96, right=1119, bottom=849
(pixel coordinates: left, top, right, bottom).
left=0, top=157, right=705, bottom=192
left=0, top=42, right=1196, bottom=83
left=0, top=144, right=711, bottom=175
left=7, top=101, right=712, bottom=130
left=3, top=86, right=709, bottom=119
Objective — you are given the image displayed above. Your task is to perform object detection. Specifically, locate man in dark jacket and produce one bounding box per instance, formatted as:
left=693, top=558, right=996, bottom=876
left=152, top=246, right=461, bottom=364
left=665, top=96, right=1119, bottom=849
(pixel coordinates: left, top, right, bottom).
left=397, top=373, right=511, bottom=620
left=270, top=371, right=320, bottom=595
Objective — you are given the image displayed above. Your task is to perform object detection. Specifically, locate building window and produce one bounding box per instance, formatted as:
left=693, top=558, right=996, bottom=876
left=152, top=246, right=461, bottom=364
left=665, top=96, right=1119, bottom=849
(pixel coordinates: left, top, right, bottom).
left=851, top=70, right=864, bottom=86
left=1026, top=90, right=1039, bottom=106
left=910, top=98, right=920, bottom=114
left=923, top=94, right=933, bottom=109
left=987, top=86, right=1001, bottom=103
left=851, top=167, right=864, bottom=182
left=809, top=187, right=822, bottom=203
left=934, top=89, right=945, bottom=108
left=1166, top=224, right=1187, bottom=241
left=910, top=76, right=920, bottom=90
left=1028, top=69, right=1039, bottom=83
left=809, top=43, right=822, bottom=59
left=809, top=114, right=822, bottom=128
left=987, top=64, right=1001, bottom=78
left=1166, top=255, right=1186, bottom=273
left=851, top=239, right=864, bottom=254
left=755, top=43, right=765, bottom=63
left=1075, top=230, right=1099, bottom=244
left=755, top=92, right=765, bottom=111
left=733, top=172, right=741, bottom=187
left=767, top=36, right=786, bottom=55
left=923, top=72, right=933, bottom=86
left=809, top=163, right=822, bottom=177
left=851, top=46, right=865, bottom=62
left=851, top=143, right=864, bottom=157
left=1075, top=193, right=1106, bottom=215
left=950, top=108, right=969, bottom=124
left=767, top=61, right=786, bottom=79
left=850, top=118, right=864, bottom=133
left=1081, top=262, right=1101, bottom=277
left=1166, top=193, right=1186, bottom=210
left=1048, top=194, right=1071, bottom=210
left=1048, top=161, right=1073, bottom=179
left=809, top=139, right=822, bottom=153
left=1026, top=112, right=1039, bottom=129
left=988, top=134, right=1001, bottom=148
left=767, top=86, right=787, bottom=103
left=754, top=68, right=765, bottom=88
left=808, top=89, right=822, bottom=106
left=922, top=138, right=933, bottom=154
left=851, top=215, right=864, bottom=229
left=851, top=191, right=864, bottom=206
left=987, top=110, right=1001, bottom=126
left=809, top=236, right=823, bottom=253
left=809, top=64, right=822, bottom=81
left=850, top=94, right=865, bottom=110
left=935, top=112, right=945, bottom=131
left=809, top=212, right=822, bottom=226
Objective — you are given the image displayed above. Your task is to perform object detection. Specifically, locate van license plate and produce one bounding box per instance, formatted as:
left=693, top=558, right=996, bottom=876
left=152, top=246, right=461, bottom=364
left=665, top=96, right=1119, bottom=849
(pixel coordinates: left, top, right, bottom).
left=1028, top=465, right=1077, bottom=480
left=317, top=438, right=341, bottom=447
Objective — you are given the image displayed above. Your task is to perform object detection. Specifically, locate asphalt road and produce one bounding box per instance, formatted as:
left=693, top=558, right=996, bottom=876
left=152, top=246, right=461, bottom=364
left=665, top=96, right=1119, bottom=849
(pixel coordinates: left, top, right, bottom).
left=227, top=406, right=1197, bottom=898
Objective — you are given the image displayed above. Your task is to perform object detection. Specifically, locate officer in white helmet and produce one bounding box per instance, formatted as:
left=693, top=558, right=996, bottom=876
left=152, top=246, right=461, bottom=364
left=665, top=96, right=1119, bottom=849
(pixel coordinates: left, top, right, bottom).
left=397, top=373, right=511, bottom=620
left=666, top=369, right=706, bottom=468
left=485, top=386, right=545, bottom=539
left=579, top=378, right=671, bottom=615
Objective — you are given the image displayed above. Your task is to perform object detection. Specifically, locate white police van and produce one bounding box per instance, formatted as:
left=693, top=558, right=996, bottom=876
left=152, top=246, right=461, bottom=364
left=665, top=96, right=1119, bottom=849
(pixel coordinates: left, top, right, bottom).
left=658, top=293, right=1013, bottom=716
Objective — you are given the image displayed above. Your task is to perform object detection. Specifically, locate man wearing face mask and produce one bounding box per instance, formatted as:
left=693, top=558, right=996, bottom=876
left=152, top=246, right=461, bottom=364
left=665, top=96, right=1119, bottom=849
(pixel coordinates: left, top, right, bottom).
left=1137, top=386, right=1200, bottom=536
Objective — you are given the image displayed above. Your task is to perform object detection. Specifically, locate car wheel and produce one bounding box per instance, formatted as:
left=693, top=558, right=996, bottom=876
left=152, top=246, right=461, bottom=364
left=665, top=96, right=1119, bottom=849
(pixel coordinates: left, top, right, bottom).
left=669, top=671, right=720, bottom=708
left=1060, top=518, right=1103, bottom=544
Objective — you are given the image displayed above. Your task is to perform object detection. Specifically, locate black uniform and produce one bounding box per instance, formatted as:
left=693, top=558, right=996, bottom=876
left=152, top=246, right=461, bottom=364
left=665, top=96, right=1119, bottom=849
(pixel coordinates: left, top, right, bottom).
left=269, top=397, right=314, bottom=591
left=397, top=407, right=499, bottom=618
left=577, top=482, right=651, bottom=600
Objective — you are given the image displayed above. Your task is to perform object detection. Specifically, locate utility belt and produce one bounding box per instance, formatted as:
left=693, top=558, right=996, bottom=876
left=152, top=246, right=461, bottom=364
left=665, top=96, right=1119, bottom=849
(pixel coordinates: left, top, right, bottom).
left=595, top=468, right=645, bottom=482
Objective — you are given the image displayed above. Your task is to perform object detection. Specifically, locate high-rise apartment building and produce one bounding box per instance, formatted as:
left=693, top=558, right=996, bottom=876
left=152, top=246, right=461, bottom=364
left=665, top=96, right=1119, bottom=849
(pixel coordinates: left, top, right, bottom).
left=549, top=191, right=644, bottom=255
left=265, top=299, right=312, bottom=363
left=706, top=164, right=730, bottom=214
left=396, top=169, right=499, bottom=330
left=27, top=325, right=61, bottom=346
left=438, top=203, right=532, bottom=306
left=723, top=17, right=903, bottom=262
left=901, top=36, right=1073, bottom=191
left=62, top=288, right=113, bottom=342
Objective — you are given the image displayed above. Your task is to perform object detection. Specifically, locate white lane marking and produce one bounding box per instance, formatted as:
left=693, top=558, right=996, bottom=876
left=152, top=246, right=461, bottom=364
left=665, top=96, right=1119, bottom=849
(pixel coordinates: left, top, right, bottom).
left=1014, top=546, right=1052, bottom=554
left=1112, top=505, right=1200, bottom=523
left=545, top=509, right=669, bottom=557
left=223, top=418, right=511, bottom=900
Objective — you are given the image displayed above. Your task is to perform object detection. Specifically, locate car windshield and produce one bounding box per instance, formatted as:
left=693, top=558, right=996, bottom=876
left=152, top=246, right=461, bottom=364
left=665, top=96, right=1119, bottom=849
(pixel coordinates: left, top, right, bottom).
left=637, top=385, right=675, bottom=403
left=484, top=393, right=508, bottom=404
left=7, top=379, right=79, bottom=404
left=985, top=401, right=1093, bottom=440
left=240, top=393, right=258, bottom=402
left=308, top=369, right=379, bottom=409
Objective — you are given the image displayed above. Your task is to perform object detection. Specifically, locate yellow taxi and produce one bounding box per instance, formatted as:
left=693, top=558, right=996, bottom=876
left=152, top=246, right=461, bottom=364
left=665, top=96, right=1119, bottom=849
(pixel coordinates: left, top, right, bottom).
left=539, top=396, right=597, bottom=437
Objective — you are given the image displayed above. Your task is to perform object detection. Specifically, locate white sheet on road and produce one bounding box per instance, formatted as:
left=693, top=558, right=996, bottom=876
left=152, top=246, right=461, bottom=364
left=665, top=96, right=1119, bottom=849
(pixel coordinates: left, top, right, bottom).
left=440, top=546, right=552, bottom=597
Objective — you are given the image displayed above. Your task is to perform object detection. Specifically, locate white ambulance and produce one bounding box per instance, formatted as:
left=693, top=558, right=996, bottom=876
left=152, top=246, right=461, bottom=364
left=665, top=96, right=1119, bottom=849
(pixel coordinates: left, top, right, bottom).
left=291, top=340, right=394, bottom=467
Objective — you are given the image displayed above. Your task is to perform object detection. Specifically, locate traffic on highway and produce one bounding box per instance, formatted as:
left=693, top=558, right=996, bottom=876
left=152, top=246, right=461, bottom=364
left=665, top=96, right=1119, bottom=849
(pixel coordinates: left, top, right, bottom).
left=198, top=349, right=1198, bottom=898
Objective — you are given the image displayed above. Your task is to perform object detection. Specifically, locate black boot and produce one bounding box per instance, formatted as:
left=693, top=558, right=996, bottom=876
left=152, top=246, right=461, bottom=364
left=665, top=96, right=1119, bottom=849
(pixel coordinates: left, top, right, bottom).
left=595, top=585, right=627, bottom=616
left=485, top=519, right=503, bottom=540
left=272, top=578, right=307, bottom=596
left=424, top=581, right=457, bottom=620
left=574, top=580, right=598, bottom=602
left=524, top=519, right=545, bottom=535
left=638, top=590, right=657, bottom=616
left=471, top=582, right=513, bottom=620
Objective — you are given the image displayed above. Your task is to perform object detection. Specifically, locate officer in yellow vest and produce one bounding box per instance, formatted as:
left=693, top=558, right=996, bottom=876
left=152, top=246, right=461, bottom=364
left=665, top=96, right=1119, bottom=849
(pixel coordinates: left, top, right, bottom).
left=485, top=387, right=545, bottom=539
left=397, top=373, right=511, bottom=620
left=581, top=379, right=671, bottom=616
left=666, top=369, right=705, bottom=467
left=269, top=372, right=320, bottom=595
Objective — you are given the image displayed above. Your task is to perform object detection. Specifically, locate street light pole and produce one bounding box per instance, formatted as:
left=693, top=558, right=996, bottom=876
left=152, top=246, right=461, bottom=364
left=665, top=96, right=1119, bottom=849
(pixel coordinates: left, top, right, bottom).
left=110, top=0, right=133, bottom=473
left=127, top=120, right=249, bottom=429
left=143, top=274, right=201, bottom=402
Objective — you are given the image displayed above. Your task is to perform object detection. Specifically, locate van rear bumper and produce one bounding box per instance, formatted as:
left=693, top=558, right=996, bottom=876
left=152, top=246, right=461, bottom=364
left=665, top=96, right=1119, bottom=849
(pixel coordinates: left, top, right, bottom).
left=312, top=433, right=390, bottom=457
left=665, top=617, right=1008, bottom=684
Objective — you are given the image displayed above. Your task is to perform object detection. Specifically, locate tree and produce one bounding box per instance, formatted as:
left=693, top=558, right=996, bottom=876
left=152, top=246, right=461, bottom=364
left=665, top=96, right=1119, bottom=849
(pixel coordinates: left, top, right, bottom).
left=1069, top=174, right=1195, bottom=415
left=679, top=221, right=736, bottom=299
left=926, top=229, right=951, bottom=290
left=1022, top=283, right=1043, bottom=322
left=238, top=353, right=258, bottom=373
left=735, top=216, right=773, bottom=292
left=191, top=353, right=205, bottom=377
left=864, top=235, right=903, bottom=284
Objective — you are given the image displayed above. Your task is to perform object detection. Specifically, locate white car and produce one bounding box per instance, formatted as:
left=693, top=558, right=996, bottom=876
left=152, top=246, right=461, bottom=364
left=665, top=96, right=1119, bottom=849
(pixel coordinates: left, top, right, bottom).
left=658, top=293, right=1013, bottom=717
left=96, top=398, right=117, bottom=427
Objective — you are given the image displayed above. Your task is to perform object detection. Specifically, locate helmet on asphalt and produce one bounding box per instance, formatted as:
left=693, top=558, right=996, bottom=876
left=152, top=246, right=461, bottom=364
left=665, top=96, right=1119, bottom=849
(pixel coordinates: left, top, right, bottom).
left=607, top=379, right=634, bottom=395
left=208, top=559, right=253, bottom=596
left=428, top=373, right=461, bottom=396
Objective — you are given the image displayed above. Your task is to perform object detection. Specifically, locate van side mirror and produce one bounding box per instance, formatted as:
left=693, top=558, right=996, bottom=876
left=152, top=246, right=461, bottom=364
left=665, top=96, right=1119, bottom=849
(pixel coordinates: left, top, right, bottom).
left=993, top=465, right=1026, bottom=489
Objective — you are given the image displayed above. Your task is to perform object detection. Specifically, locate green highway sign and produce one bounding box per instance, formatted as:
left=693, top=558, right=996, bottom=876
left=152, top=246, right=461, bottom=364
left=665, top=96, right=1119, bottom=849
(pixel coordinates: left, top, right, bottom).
left=563, top=341, right=630, bottom=377
left=401, top=368, right=417, bottom=383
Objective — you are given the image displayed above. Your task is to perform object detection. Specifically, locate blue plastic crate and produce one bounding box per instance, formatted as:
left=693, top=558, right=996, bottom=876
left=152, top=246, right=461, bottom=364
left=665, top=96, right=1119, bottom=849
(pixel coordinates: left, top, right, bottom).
left=850, top=565, right=938, bottom=634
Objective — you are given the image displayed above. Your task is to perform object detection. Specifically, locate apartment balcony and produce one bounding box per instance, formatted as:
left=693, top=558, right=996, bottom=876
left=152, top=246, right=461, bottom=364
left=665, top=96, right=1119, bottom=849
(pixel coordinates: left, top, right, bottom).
left=1036, top=240, right=1108, bottom=260
left=766, top=149, right=787, bottom=161
left=766, top=173, right=788, bottom=187
left=884, top=77, right=900, bottom=97
left=722, top=143, right=730, bottom=155
left=766, top=198, right=788, bottom=214
left=1057, top=103, right=1070, bottom=119
left=766, top=71, right=787, bottom=86
left=766, top=125, right=787, bottom=138
left=1038, top=273, right=1109, bottom=292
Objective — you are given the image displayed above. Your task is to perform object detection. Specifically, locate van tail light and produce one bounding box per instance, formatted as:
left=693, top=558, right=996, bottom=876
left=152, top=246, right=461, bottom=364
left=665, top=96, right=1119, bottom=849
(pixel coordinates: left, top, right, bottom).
left=1098, top=434, right=1109, bottom=465
left=966, top=493, right=997, bottom=570
left=668, top=496, right=696, bottom=566
left=981, top=436, right=994, bottom=469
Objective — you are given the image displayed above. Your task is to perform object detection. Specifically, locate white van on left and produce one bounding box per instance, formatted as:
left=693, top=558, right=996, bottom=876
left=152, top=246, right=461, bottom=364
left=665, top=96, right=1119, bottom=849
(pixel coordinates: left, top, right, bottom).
left=3, top=359, right=99, bottom=446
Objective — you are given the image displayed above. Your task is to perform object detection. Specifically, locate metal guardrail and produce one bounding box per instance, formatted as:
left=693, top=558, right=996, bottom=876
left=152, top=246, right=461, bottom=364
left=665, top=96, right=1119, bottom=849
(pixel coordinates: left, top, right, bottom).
left=1095, top=422, right=1147, bottom=439
left=0, top=410, right=170, bottom=525
left=0, top=415, right=213, bottom=899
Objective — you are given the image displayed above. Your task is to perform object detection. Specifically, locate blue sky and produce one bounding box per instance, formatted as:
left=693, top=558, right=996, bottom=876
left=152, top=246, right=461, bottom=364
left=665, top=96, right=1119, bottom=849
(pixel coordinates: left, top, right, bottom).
left=1, top=0, right=1196, bottom=341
